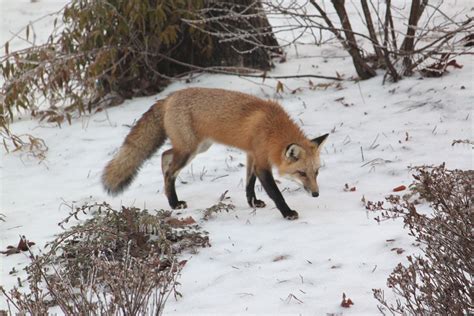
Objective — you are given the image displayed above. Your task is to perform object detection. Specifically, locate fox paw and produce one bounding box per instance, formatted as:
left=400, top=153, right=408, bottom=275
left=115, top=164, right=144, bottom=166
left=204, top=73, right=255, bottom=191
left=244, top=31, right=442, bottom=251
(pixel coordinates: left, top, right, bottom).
left=254, top=200, right=266, bottom=208
left=249, top=198, right=266, bottom=208
left=171, top=201, right=188, bottom=209
left=284, top=210, right=299, bottom=220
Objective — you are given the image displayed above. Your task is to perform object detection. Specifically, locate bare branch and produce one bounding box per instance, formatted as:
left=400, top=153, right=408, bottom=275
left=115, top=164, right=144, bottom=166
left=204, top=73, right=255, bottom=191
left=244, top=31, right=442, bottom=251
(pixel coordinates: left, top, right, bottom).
left=360, top=0, right=384, bottom=62
left=401, top=0, right=429, bottom=75
left=383, top=0, right=401, bottom=82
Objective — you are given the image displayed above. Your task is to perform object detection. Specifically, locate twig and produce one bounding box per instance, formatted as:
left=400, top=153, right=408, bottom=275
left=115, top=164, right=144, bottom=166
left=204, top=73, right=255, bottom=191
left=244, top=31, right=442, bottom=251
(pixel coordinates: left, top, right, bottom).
left=211, top=174, right=229, bottom=182
left=145, top=51, right=345, bottom=81
left=361, top=0, right=384, bottom=62
left=369, top=133, right=380, bottom=149
left=382, top=0, right=401, bottom=82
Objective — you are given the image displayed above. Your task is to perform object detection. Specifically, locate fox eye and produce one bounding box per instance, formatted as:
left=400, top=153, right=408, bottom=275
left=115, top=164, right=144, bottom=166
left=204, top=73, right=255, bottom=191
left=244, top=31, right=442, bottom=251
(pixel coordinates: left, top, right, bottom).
left=315, top=170, right=319, bottom=176
left=296, top=171, right=307, bottom=177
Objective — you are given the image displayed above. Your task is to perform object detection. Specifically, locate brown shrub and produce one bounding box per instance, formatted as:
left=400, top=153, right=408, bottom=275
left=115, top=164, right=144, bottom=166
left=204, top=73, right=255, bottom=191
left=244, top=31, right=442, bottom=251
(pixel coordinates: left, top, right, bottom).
left=368, top=164, right=473, bottom=315
left=1, top=202, right=210, bottom=315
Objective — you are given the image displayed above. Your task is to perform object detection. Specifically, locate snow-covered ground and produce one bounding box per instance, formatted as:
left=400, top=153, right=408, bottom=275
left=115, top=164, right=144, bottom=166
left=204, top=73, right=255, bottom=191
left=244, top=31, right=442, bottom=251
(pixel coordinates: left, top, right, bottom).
left=1, top=1, right=472, bottom=314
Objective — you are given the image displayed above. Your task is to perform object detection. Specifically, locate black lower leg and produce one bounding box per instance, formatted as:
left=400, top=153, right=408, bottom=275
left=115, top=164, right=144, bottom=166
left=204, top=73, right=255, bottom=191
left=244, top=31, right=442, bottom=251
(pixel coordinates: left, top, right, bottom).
left=165, top=173, right=187, bottom=209
left=164, top=153, right=189, bottom=209
left=246, top=173, right=266, bottom=208
left=256, top=169, right=298, bottom=219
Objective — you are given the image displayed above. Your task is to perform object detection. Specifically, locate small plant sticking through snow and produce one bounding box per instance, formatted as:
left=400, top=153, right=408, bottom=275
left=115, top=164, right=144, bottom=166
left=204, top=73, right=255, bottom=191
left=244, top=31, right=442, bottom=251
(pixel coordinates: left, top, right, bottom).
left=202, top=190, right=236, bottom=221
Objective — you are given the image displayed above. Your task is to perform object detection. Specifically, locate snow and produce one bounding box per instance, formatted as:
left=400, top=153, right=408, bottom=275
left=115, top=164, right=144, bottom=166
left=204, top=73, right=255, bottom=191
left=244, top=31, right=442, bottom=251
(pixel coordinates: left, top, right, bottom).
left=1, top=1, right=472, bottom=315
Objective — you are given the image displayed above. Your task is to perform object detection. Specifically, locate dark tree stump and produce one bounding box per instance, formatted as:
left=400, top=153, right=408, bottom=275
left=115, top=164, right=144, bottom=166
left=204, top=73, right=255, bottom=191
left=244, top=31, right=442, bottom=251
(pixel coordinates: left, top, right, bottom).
left=168, top=0, right=281, bottom=75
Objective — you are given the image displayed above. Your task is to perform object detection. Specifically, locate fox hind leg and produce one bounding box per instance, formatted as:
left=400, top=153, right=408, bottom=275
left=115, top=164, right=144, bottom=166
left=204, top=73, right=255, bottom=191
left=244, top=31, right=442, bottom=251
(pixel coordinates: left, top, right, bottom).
left=246, top=155, right=266, bottom=208
left=162, top=149, right=190, bottom=209
left=161, top=148, right=174, bottom=176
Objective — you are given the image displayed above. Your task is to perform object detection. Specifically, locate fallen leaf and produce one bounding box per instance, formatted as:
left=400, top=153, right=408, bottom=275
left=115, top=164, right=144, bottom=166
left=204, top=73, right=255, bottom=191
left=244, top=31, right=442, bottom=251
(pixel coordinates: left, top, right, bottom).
left=276, top=81, right=284, bottom=93
left=273, top=255, right=289, bottom=262
left=391, top=247, right=405, bottom=254
left=17, top=237, right=35, bottom=251
left=393, top=185, right=406, bottom=192
left=341, top=292, right=354, bottom=308
left=420, top=53, right=463, bottom=77
left=446, top=59, right=463, bottom=69
left=344, top=183, right=356, bottom=192
left=165, top=216, right=196, bottom=227
left=291, top=88, right=303, bottom=94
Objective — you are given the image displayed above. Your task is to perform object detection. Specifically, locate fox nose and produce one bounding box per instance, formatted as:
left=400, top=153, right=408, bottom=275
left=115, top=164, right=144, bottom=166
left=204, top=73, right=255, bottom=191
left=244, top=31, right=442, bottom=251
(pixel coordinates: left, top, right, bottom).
left=312, top=192, right=319, bottom=197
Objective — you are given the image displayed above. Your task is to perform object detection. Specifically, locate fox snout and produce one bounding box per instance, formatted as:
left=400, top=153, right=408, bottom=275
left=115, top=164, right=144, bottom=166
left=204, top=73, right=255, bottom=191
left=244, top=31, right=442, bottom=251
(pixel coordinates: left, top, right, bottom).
left=303, top=186, right=319, bottom=197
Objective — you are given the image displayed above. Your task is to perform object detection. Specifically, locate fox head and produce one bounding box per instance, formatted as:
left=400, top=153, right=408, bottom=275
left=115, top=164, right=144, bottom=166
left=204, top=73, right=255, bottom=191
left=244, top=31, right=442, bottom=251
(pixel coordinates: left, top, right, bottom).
left=278, top=133, right=329, bottom=197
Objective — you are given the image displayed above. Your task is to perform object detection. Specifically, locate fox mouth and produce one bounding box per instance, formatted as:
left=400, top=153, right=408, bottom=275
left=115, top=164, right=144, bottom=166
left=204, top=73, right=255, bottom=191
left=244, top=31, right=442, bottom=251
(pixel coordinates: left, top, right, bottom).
left=283, top=176, right=318, bottom=196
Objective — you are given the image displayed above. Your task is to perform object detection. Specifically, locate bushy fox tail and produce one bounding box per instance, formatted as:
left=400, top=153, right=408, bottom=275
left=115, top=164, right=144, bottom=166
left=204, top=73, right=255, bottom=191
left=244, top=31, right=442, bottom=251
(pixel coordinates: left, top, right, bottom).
left=102, top=100, right=166, bottom=195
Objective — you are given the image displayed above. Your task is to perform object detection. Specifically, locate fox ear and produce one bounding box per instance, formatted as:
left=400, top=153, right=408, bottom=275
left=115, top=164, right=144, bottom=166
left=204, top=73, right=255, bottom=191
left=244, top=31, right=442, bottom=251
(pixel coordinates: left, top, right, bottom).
left=312, top=133, right=329, bottom=148
left=285, top=143, right=303, bottom=162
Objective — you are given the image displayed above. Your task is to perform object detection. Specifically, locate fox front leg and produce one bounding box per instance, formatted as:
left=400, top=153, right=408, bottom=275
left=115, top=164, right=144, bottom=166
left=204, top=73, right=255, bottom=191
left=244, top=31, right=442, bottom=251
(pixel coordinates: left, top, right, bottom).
left=255, top=168, right=299, bottom=220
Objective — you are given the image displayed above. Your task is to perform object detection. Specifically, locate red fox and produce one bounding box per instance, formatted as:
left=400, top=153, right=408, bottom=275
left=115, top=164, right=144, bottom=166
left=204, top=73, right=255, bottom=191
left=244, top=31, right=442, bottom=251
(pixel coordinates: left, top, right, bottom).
left=102, top=88, right=328, bottom=220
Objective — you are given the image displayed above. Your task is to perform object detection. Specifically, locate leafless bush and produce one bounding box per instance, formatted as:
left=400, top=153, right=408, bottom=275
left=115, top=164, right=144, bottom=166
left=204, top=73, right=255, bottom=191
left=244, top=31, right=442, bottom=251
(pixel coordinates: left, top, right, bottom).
left=293, top=1, right=471, bottom=80
left=366, top=164, right=473, bottom=315
left=188, top=1, right=473, bottom=81
left=1, top=202, right=210, bottom=315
